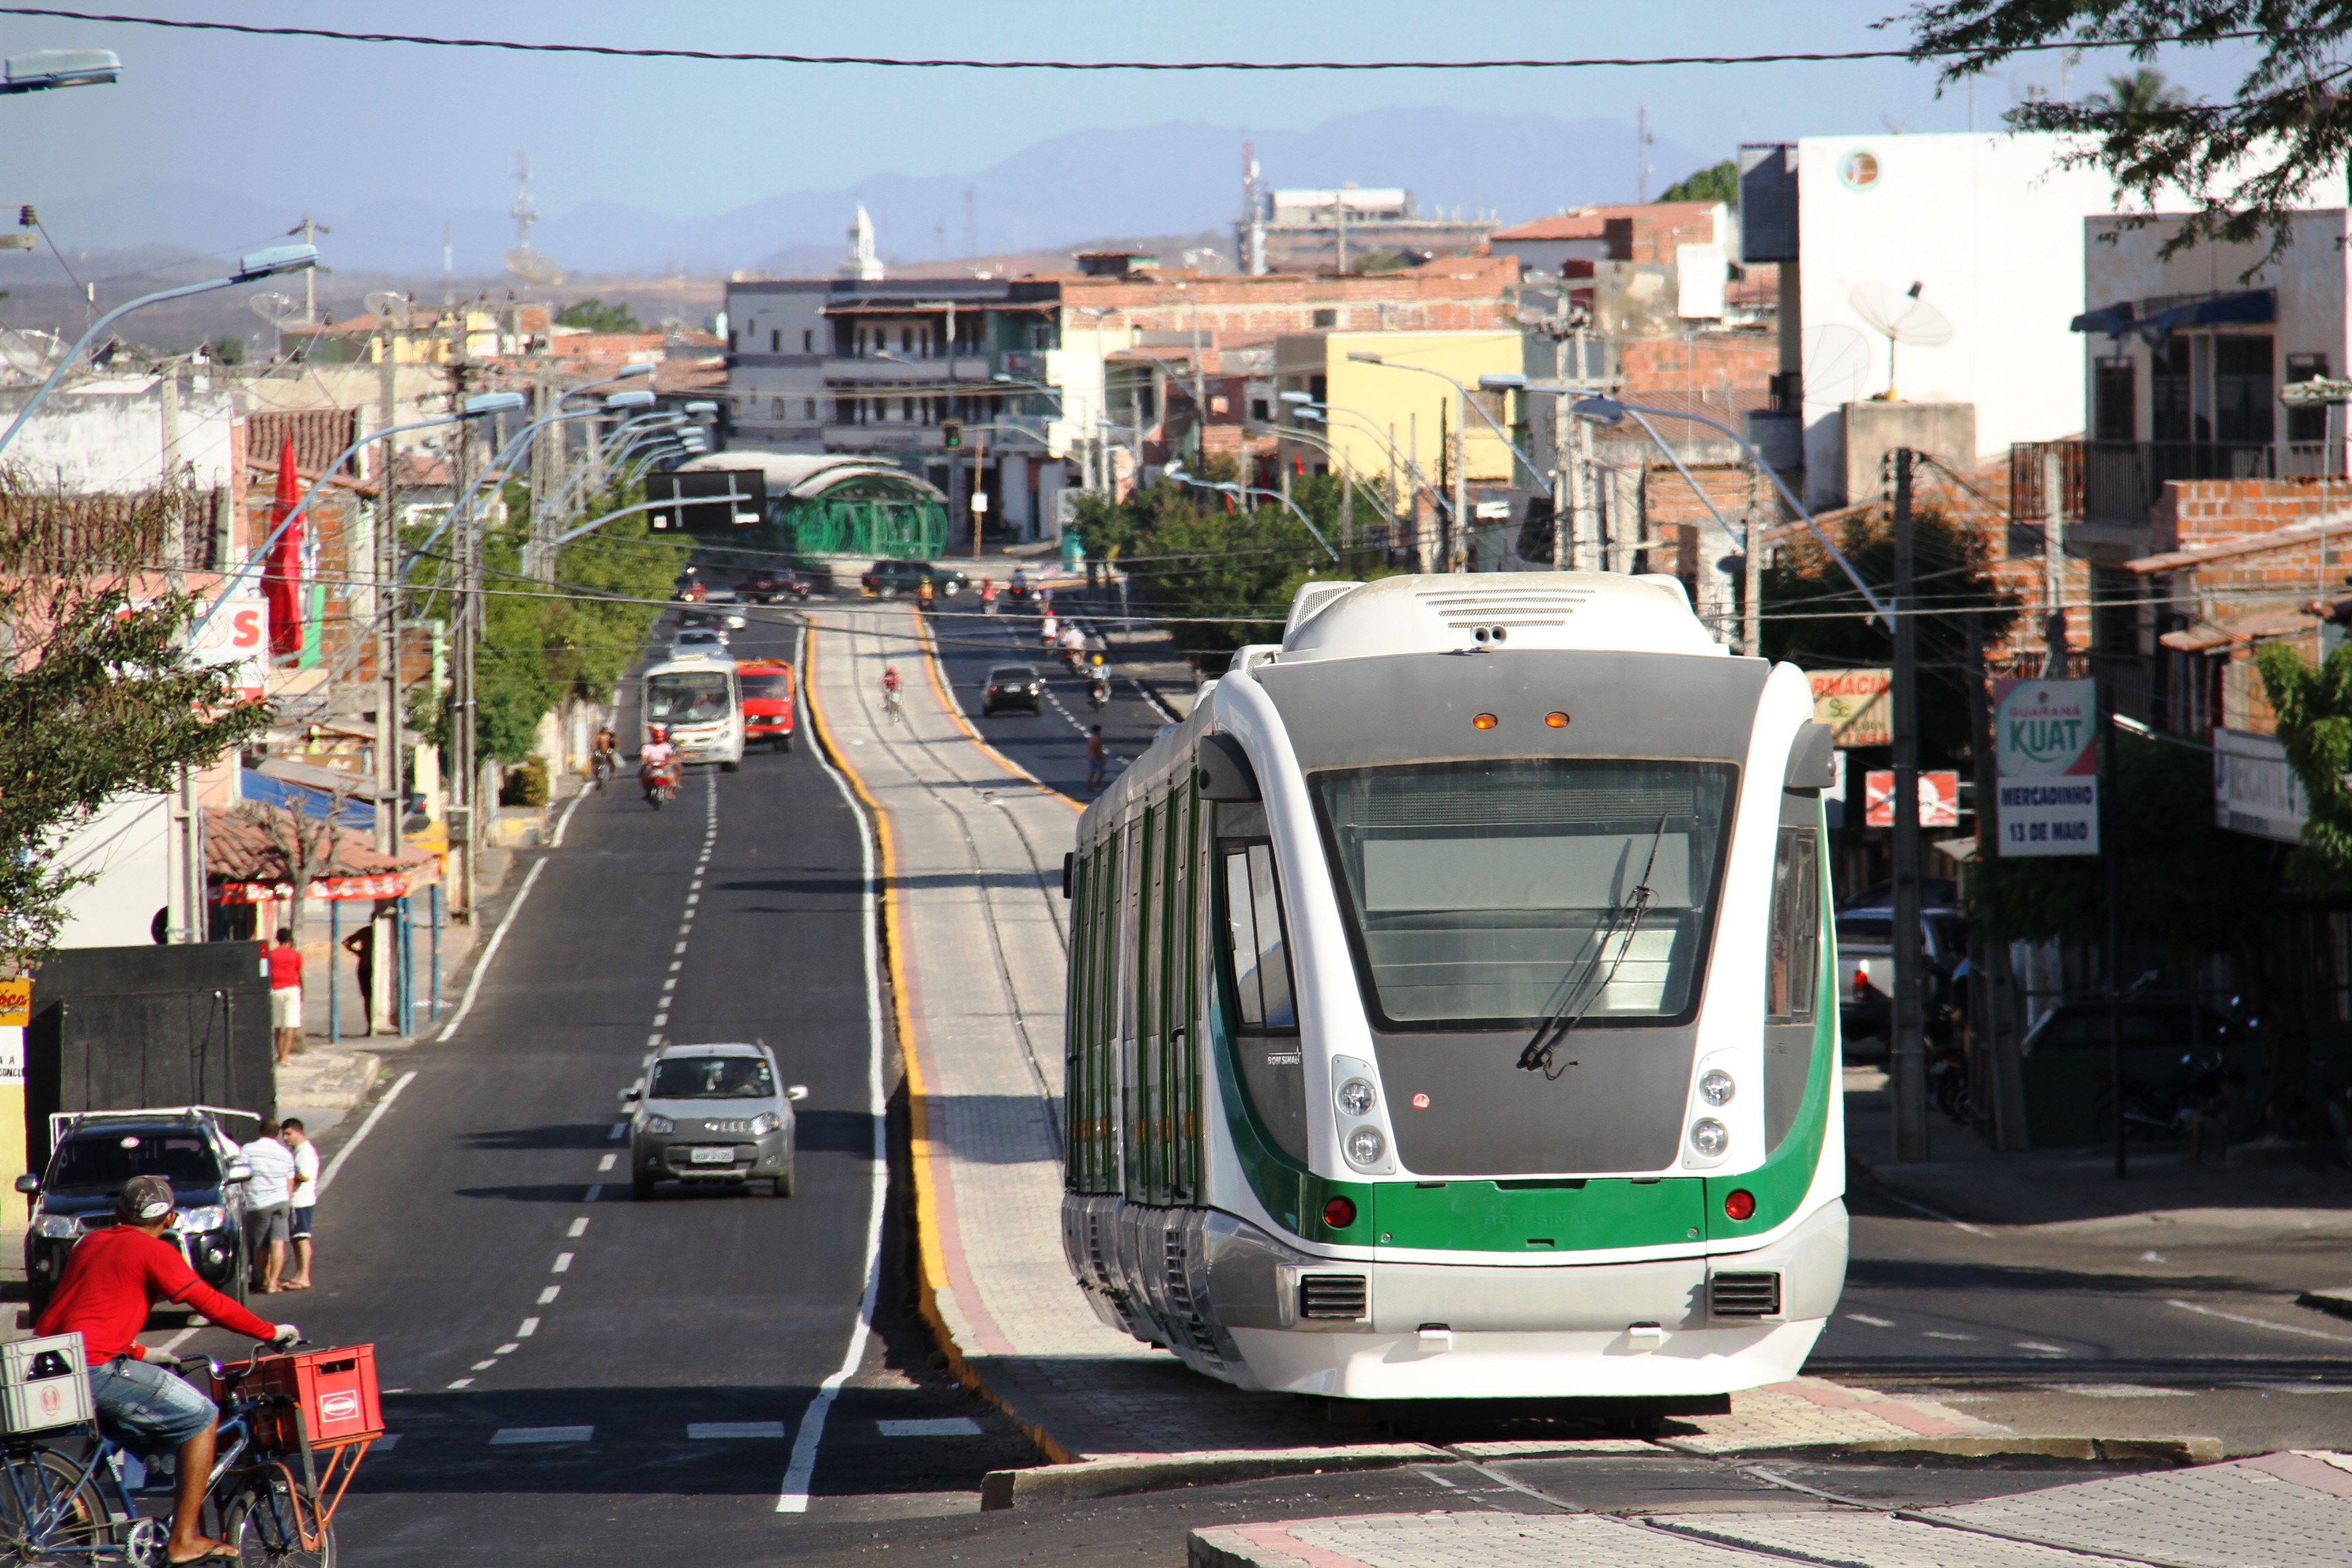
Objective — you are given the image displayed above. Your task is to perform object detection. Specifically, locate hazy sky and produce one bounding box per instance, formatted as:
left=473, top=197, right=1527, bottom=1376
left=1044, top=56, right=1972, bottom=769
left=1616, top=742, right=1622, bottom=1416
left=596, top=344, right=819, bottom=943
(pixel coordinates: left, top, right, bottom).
left=2, top=1, right=2266, bottom=218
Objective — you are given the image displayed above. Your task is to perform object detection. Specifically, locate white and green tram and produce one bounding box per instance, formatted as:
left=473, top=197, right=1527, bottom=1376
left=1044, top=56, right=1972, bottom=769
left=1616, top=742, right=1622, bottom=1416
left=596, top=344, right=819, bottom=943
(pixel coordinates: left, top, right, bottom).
left=1060, top=572, right=1846, bottom=1407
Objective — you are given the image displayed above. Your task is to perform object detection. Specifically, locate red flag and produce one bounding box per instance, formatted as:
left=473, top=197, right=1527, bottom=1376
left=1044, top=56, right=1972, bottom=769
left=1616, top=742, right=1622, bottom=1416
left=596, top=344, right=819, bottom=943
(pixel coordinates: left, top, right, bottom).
left=264, top=437, right=304, bottom=657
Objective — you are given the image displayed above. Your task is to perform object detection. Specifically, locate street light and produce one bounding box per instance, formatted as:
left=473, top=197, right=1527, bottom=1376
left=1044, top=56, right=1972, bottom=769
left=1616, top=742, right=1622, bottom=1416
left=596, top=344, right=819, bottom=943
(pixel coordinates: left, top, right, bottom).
left=0, top=242, right=319, bottom=457
left=558, top=361, right=655, bottom=402
left=2, top=48, right=121, bottom=93
left=1561, top=391, right=1891, bottom=624
left=1164, top=461, right=1341, bottom=564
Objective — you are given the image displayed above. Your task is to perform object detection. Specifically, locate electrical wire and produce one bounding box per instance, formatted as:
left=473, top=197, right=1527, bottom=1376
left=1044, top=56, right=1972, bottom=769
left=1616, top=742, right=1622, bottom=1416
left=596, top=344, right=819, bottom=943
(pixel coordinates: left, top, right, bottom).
left=0, top=9, right=2276, bottom=71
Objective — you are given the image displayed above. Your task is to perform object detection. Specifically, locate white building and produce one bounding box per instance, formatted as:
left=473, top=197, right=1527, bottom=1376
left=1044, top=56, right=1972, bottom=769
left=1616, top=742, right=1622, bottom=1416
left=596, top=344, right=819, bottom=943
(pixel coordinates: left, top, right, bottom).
left=1747, top=133, right=2135, bottom=506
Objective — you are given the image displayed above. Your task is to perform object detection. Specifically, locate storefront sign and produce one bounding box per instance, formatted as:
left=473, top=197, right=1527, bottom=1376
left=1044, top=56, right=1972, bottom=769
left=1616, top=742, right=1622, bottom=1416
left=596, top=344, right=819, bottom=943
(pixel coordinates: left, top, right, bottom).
left=1864, top=770, right=1960, bottom=829
left=1808, top=668, right=1892, bottom=747
left=1993, top=678, right=2100, bottom=857
left=188, top=591, right=270, bottom=705
left=0, top=977, right=28, bottom=1088
left=2214, top=728, right=2308, bottom=843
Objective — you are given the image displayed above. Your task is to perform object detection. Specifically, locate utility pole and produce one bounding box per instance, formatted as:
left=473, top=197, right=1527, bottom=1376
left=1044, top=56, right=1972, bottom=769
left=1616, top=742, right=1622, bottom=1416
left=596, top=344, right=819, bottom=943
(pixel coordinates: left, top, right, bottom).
left=2042, top=446, right=2068, bottom=675
left=1334, top=191, right=1348, bottom=275
left=1890, top=448, right=1929, bottom=1162
left=161, top=363, right=203, bottom=946
left=446, top=308, right=476, bottom=924
left=373, top=323, right=402, bottom=1034
left=289, top=216, right=329, bottom=322
left=1450, top=391, right=1468, bottom=573
left=1636, top=106, right=1655, bottom=203
left=2104, top=671, right=2126, bottom=1179
left=1437, top=401, right=1453, bottom=574
left=1743, top=462, right=1763, bottom=656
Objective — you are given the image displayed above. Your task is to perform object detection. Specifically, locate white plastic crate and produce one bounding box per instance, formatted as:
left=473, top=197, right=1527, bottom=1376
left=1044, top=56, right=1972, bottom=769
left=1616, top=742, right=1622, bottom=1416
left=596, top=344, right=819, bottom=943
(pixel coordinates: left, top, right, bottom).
left=0, top=1333, right=91, bottom=1433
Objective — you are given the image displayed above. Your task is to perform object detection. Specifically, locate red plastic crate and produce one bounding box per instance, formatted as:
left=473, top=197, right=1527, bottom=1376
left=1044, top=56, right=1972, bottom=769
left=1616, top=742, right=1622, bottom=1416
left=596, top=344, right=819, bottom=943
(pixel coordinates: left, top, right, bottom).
left=252, top=1344, right=381, bottom=1450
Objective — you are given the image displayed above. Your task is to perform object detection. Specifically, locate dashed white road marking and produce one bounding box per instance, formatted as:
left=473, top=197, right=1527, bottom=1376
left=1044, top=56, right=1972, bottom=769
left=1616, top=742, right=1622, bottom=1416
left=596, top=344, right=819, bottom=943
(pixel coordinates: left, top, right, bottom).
left=1923, top=1330, right=1977, bottom=1341
left=1846, top=1313, right=1896, bottom=1328
left=491, top=1426, right=592, bottom=1446
left=598, top=1154, right=617, bottom=1172
left=552, top=1252, right=574, bottom=1273
left=537, top=1287, right=560, bottom=1306
left=518, top=1318, right=539, bottom=1337
left=493, top=1343, right=519, bottom=1356
left=584, top=1184, right=602, bottom=1203
left=609, top=1123, right=627, bottom=1140
left=446, top=1377, right=474, bottom=1389
left=470, top=1359, right=497, bottom=1371
left=693, top=1422, right=787, bottom=1441
left=568, top=1217, right=590, bottom=1238
left=374, top=1433, right=402, bottom=1450
left=2015, top=1341, right=2070, bottom=1355
left=877, top=1417, right=983, bottom=1437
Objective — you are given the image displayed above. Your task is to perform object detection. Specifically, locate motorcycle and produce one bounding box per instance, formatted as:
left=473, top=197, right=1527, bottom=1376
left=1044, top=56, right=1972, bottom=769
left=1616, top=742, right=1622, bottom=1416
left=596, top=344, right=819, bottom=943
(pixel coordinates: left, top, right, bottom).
left=1088, top=675, right=1111, bottom=710
left=640, top=760, right=681, bottom=810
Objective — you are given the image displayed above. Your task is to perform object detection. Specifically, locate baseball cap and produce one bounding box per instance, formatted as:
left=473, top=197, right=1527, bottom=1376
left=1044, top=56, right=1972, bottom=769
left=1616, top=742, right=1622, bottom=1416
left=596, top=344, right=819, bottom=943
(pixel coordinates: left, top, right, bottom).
left=117, top=1175, right=174, bottom=1224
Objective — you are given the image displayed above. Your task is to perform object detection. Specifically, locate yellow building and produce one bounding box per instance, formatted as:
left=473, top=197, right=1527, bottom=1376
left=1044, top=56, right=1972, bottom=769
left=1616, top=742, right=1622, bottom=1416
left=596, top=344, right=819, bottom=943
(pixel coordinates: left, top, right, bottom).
left=1272, top=330, right=1524, bottom=512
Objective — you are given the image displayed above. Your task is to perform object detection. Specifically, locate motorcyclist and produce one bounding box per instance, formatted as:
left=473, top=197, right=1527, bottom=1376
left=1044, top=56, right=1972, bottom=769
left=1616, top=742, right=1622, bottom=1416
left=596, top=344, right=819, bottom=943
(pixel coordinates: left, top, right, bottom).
left=639, top=724, right=680, bottom=802
left=916, top=578, right=936, bottom=614
left=39, top=1174, right=297, bottom=1565
left=1087, top=653, right=1111, bottom=709
left=1059, top=623, right=1087, bottom=671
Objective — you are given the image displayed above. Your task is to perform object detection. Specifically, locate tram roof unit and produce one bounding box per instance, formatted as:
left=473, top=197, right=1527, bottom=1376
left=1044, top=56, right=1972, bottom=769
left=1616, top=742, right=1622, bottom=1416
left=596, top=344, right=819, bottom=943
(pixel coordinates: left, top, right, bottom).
left=1276, top=572, right=1726, bottom=663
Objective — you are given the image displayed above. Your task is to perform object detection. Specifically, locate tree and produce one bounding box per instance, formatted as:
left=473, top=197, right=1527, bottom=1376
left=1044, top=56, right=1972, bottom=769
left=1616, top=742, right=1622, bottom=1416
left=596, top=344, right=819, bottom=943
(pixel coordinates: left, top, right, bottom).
left=230, top=791, right=351, bottom=945
left=1908, top=3, right=2352, bottom=257
left=1661, top=159, right=1740, bottom=205
left=554, top=297, right=642, bottom=333
left=2256, top=639, right=2352, bottom=889
left=0, top=473, right=276, bottom=968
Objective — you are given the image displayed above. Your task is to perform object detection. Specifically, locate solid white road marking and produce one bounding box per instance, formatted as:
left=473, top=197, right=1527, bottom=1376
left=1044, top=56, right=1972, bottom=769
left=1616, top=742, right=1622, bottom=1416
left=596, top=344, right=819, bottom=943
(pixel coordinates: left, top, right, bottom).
left=1869, top=1187, right=1993, bottom=1237
left=490, top=1426, right=591, bottom=1445
left=552, top=1252, right=573, bottom=1273
left=518, top=1318, right=539, bottom=1337
left=2169, top=1297, right=2352, bottom=1343
left=779, top=630, right=889, bottom=1516
left=2047, top=1384, right=2195, bottom=1398
left=1845, top=1314, right=1896, bottom=1328
left=537, top=1287, right=559, bottom=1305
left=568, top=1217, right=589, bottom=1238
left=2015, top=1341, right=2070, bottom=1354
left=546, top=786, right=589, bottom=848
left=598, top=1154, right=617, bottom=1172
left=693, top=1422, right=787, bottom=1440
left=317, top=1070, right=418, bottom=1196
left=877, top=1418, right=982, bottom=1437
left=438, top=855, right=551, bottom=1041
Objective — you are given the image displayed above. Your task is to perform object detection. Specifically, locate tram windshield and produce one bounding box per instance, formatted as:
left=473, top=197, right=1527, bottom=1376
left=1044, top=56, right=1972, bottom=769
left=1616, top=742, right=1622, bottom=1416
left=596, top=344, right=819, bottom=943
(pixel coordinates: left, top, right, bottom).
left=1312, top=759, right=1736, bottom=1030
left=645, top=670, right=734, bottom=725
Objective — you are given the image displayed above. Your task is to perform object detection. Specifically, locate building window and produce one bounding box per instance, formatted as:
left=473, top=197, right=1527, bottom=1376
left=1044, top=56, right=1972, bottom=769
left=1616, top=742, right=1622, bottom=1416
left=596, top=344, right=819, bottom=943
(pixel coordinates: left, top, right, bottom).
left=2214, top=336, right=2274, bottom=444
left=2287, top=352, right=2330, bottom=444
left=2093, top=359, right=2134, bottom=442
left=804, top=398, right=817, bottom=421
left=2150, top=338, right=2191, bottom=443
left=1311, top=308, right=1337, bottom=329
left=1251, top=397, right=1269, bottom=422
left=803, top=329, right=813, bottom=353
left=770, top=329, right=781, bottom=352
left=1309, top=374, right=1328, bottom=404
left=771, top=396, right=787, bottom=419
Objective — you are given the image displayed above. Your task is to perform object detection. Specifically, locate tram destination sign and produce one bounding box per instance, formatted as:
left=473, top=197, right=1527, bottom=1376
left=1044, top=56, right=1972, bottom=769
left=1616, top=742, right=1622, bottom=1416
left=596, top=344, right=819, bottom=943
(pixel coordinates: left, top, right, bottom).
left=1993, top=678, right=2098, bottom=856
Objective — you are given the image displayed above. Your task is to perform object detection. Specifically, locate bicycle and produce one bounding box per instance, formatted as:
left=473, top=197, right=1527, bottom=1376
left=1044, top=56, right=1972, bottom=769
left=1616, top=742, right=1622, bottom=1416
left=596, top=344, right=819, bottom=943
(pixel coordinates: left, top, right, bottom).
left=590, top=749, right=617, bottom=792
left=0, top=1343, right=365, bottom=1567
left=881, top=684, right=905, bottom=723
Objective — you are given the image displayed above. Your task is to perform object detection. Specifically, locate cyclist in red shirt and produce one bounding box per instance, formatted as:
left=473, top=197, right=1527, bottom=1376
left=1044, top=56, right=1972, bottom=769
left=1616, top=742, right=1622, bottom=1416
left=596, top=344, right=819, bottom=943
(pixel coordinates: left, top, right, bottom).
left=39, top=1175, right=296, bottom=1564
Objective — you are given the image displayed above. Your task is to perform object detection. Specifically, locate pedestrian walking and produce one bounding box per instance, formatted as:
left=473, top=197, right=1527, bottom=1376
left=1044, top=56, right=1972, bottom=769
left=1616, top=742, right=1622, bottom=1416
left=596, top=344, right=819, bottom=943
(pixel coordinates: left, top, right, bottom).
left=239, top=1119, right=298, bottom=1294
left=1086, top=725, right=1109, bottom=793
left=340, top=921, right=374, bottom=1038
left=281, top=1119, right=318, bottom=1291
left=267, top=927, right=303, bottom=1064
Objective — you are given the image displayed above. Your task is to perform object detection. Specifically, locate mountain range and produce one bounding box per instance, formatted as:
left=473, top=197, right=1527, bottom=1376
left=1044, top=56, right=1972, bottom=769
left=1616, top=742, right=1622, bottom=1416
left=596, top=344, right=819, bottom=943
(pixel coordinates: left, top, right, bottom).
left=20, top=108, right=1703, bottom=278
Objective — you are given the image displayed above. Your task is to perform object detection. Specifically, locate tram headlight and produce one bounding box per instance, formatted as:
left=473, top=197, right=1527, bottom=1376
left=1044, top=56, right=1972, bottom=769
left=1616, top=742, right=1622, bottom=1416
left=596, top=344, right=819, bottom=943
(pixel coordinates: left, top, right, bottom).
left=1688, top=1117, right=1729, bottom=1158
left=1336, top=1078, right=1377, bottom=1117
left=1344, top=1126, right=1386, bottom=1169
left=1699, top=1070, right=1735, bottom=1107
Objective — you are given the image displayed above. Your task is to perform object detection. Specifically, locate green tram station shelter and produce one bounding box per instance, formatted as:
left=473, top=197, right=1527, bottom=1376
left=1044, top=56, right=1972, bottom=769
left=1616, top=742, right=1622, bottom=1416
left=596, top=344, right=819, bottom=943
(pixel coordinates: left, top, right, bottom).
left=655, top=452, right=949, bottom=570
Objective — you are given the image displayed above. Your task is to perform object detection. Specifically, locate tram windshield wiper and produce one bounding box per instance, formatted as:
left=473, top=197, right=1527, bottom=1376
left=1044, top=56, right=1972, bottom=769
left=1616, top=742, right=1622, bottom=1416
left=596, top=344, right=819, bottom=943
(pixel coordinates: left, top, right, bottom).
left=1516, top=815, right=1667, bottom=1079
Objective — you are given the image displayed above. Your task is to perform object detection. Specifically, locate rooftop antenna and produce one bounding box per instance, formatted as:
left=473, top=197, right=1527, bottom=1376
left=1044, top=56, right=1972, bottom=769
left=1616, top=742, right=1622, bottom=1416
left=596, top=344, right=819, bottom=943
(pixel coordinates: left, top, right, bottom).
left=1849, top=280, right=1953, bottom=400
left=505, top=152, right=566, bottom=289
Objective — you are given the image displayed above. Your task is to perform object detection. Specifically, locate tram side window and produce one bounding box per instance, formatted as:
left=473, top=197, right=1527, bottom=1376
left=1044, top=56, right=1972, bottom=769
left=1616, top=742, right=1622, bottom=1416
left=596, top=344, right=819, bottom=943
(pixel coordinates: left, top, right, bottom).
left=1222, top=843, right=1298, bottom=1032
left=1766, top=826, right=1820, bottom=1022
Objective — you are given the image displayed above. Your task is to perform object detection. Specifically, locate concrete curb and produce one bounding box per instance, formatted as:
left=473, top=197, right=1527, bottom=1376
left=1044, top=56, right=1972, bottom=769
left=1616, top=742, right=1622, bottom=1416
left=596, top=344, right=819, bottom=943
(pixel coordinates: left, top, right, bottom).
left=980, top=1444, right=1448, bottom=1511
left=1659, top=1434, right=2224, bottom=1465
left=2298, top=1286, right=2352, bottom=1320
left=798, top=615, right=1082, bottom=1470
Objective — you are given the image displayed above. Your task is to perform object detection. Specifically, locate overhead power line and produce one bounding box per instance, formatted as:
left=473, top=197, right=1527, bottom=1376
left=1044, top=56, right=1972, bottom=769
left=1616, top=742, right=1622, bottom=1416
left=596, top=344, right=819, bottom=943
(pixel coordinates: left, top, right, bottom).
left=0, top=9, right=2277, bottom=71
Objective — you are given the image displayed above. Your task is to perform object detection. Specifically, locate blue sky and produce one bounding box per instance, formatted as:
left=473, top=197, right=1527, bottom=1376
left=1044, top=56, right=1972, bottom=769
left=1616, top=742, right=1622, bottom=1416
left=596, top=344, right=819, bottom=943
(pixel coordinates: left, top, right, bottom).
left=1, top=1, right=2266, bottom=218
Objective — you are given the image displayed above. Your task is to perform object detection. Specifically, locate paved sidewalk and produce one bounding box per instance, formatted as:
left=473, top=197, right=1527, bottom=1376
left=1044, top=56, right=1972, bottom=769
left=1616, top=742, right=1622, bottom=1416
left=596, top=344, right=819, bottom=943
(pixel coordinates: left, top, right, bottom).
left=1190, top=1450, right=2352, bottom=1568
left=806, top=603, right=2132, bottom=1477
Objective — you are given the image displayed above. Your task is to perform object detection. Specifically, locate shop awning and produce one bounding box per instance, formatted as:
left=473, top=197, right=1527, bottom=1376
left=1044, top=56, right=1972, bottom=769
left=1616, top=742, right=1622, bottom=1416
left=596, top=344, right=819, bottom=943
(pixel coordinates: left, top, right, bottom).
left=2074, top=288, right=2275, bottom=338
left=206, top=809, right=438, bottom=903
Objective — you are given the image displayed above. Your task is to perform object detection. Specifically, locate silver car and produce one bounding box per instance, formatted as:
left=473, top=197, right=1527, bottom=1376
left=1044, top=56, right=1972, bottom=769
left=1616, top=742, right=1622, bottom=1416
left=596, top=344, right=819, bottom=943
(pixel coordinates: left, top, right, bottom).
left=625, top=1042, right=806, bottom=1198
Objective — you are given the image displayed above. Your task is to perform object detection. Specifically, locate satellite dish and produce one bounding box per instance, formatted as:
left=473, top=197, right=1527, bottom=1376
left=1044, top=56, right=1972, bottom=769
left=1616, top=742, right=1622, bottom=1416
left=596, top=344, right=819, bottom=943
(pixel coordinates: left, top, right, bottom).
left=0, top=328, right=61, bottom=376
left=504, top=246, right=566, bottom=286
left=1801, top=325, right=1872, bottom=408
left=363, top=290, right=412, bottom=327
left=248, top=292, right=299, bottom=324
left=1848, top=281, right=1953, bottom=399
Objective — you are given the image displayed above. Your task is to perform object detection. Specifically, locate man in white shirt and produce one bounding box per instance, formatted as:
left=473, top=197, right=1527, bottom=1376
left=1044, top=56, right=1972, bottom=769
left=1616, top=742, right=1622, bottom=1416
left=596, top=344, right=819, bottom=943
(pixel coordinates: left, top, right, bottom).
left=281, top=1118, right=320, bottom=1291
left=238, top=1120, right=299, bottom=1294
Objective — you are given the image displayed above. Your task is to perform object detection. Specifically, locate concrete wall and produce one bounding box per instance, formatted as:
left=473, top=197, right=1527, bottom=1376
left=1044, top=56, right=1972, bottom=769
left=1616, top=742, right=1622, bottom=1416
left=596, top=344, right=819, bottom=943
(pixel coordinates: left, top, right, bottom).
left=51, top=794, right=172, bottom=950
left=0, top=377, right=238, bottom=493
left=1272, top=331, right=1524, bottom=495
left=1841, top=401, right=1978, bottom=508
left=1796, top=132, right=2123, bottom=505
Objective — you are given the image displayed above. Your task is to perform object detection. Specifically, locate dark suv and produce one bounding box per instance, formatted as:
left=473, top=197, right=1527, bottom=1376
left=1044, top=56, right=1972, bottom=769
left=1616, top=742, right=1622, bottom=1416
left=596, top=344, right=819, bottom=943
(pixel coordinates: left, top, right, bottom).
left=861, top=559, right=967, bottom=599
left=18, top=1109, right=257, bottom=1315
left=982, top=664, right=1043, bottom=715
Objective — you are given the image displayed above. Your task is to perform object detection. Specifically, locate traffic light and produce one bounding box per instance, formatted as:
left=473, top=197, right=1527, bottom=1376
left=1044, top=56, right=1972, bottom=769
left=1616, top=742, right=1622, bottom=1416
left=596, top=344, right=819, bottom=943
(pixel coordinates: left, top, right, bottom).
left=942, top=419, right=963, bottom=449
